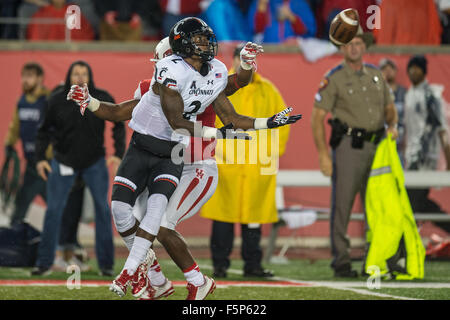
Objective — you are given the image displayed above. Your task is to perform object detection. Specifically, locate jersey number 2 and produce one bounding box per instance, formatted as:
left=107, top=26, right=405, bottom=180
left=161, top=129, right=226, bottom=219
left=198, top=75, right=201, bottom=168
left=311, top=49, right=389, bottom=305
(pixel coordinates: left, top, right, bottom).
left=183, top=101, right=201, bottom=120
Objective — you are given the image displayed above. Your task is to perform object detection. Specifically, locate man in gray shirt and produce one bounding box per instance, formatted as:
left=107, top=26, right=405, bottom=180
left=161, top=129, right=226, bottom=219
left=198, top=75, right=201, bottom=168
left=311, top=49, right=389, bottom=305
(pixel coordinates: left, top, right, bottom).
left=404, top=55, right=450, bottom=233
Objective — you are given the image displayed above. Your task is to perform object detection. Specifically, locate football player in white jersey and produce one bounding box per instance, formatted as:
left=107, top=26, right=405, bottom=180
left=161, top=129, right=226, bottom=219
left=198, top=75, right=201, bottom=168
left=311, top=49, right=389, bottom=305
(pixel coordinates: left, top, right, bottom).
left=128, top=39, right=265, bottom=300
left=68, top=17, right=301, bottom=300
left=69, top=36, right=263, bottom=300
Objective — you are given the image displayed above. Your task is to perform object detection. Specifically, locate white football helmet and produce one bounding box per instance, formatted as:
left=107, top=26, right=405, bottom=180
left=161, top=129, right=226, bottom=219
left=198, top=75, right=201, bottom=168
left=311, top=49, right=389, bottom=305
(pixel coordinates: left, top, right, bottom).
left=150, top=37, right=172, bottom=62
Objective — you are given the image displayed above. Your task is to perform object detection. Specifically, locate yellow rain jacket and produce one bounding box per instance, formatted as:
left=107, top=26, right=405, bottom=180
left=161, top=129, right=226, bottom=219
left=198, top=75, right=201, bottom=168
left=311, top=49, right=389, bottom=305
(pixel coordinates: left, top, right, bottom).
left=365, top=135, right=425, bottom=280
left=200, top=72, right=290, bottom=224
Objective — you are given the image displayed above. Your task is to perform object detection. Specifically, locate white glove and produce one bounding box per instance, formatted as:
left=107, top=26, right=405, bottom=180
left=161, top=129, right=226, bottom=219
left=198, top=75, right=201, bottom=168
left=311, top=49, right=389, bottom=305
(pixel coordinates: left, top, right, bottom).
left=240, top=42, right=264, bottom=70
left=66, top=84, right=100, bottom=115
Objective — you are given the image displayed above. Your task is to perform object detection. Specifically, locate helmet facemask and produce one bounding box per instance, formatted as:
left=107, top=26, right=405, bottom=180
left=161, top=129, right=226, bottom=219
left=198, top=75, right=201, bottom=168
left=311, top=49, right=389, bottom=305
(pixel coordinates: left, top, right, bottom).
left=188, top=28, right=218, bottom=62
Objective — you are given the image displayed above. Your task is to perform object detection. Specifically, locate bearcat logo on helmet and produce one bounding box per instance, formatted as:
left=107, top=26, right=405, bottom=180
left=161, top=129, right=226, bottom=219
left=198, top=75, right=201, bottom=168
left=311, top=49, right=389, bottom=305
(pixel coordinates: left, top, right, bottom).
left=169, top=17, right=218, bottom=62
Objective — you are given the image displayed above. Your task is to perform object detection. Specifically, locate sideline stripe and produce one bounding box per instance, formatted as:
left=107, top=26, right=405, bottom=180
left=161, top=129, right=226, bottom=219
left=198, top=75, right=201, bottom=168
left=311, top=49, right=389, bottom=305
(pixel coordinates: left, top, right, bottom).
left=0, top=279, right=309, bottom=288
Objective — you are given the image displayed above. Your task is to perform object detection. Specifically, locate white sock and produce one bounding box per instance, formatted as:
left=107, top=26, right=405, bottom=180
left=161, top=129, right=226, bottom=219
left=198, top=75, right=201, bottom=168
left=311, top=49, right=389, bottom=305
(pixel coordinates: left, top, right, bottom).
left=122, top=236, right=152, bottom=274
left=183, top=263, right=205, bottom=287
left=148, top=259, right=166, bottom=286
left=122, top=233, right=135, bottom=251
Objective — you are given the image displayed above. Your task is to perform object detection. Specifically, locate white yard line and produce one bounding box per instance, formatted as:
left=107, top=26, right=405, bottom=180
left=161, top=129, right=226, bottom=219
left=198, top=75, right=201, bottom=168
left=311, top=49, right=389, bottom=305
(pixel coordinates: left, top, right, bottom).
left=200, top=265, right=450, bottom=300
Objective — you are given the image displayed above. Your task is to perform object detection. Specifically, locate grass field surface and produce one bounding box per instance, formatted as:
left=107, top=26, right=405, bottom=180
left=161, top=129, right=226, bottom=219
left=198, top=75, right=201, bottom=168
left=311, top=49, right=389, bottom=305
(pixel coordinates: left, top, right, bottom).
left=0, top=258, right=449, bottom=301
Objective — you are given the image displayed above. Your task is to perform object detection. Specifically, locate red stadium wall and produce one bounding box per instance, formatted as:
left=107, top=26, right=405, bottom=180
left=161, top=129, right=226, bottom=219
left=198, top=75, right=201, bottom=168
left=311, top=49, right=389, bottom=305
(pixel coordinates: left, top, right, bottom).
left=1, top=49, right=449, bottom=240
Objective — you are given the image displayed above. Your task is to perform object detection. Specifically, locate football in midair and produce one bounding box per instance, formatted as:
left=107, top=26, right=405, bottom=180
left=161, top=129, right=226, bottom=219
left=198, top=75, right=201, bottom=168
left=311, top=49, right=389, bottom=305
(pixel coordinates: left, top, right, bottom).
left=328, top=8, right=360, bottom=46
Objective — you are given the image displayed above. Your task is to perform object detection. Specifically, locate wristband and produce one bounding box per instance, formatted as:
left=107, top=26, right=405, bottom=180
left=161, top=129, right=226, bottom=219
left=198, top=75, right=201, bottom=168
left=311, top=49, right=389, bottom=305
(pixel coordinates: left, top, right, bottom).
left=254, top=118, right=268, bottom=130
left=88, top=97, right=100, bottom=112
left=201, top=126, right=218, bottom=139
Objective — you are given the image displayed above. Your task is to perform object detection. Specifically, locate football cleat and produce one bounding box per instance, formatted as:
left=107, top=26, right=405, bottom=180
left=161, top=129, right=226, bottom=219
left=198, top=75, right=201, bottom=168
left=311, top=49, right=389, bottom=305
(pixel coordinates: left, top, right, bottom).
left=110, top=269, right=133, bottom=297
left=186, top=276, right=216, bottom=300
left=139, top=279, right=175, bottom=300
left=131, top=263, right=150, bottom=298
left=130, top=249, right=156, bottom=298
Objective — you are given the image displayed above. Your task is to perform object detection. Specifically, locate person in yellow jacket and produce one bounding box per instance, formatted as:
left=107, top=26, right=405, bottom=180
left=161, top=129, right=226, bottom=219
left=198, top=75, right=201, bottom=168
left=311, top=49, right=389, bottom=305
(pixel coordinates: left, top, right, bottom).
left=200, top=45, right=291, bottom=278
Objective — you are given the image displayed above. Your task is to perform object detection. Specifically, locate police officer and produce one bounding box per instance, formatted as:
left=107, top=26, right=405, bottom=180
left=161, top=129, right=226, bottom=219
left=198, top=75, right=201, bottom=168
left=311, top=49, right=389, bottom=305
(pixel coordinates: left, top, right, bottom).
left=311, top=31, right=398, bottom=277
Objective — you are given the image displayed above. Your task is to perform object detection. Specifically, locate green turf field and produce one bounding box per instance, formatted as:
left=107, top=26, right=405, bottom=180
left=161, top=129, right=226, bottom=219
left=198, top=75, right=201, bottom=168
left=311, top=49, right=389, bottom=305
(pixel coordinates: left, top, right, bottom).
left=0, top=258, right=449, bottom=300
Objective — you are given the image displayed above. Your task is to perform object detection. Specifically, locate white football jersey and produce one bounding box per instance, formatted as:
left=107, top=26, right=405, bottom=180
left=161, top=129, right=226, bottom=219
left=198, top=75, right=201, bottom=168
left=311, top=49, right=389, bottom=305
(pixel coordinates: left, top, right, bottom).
left=128, top=54, right=228, bottom=146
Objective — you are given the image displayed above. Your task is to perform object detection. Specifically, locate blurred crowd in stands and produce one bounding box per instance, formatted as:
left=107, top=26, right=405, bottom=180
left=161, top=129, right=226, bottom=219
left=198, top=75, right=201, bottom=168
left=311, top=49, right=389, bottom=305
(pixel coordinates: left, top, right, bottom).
left=0, top=0, right=449, bottom=44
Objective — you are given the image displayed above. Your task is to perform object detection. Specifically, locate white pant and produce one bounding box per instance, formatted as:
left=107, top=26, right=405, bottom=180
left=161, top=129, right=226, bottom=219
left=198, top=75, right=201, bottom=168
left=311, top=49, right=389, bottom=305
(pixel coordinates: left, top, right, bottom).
left=132, top=160, right=218, bottom=230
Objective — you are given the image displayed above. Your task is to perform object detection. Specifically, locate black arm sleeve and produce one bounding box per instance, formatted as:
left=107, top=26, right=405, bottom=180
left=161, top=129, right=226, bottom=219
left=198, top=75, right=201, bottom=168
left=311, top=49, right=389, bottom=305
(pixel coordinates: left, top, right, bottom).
left=112, top=121, right=126, bottom=158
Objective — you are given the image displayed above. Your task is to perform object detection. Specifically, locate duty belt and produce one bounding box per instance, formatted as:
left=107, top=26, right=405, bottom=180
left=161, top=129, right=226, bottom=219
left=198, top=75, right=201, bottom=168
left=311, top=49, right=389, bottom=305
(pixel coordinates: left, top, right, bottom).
left=345, top=126, right=385, bottom=144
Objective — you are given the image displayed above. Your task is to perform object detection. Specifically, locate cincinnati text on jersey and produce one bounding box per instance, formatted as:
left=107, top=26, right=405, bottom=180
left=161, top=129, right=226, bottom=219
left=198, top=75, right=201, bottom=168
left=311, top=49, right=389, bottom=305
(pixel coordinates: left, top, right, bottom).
left=188, top=88, right=214, bottom=96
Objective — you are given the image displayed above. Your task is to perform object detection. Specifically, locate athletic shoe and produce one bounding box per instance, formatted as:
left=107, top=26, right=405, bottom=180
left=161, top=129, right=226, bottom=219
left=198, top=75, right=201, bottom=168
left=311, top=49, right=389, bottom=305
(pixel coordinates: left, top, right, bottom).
left=186, top=276, right=216, bottom=300
left=139, top=279, right=175, bottom=300
left=243, top=268, right=274, bottom=278
left=99, top=269, right=114, bottom=277
left=213, top=267, right=227, bottom=278
left=52, top=256, right=69, bottom=272
left=110, top=269, right=133, bottom=297
left=74, top=246, right=89, bottom=263
left=130, top=249, right=155, bottom=298
left=67, top=257, right=91, bottom=272
left=30, top=266, right=52, bottom=276
left=131, top=263, right=150, bottom=298
left=334, top=268, right=358, bottom=278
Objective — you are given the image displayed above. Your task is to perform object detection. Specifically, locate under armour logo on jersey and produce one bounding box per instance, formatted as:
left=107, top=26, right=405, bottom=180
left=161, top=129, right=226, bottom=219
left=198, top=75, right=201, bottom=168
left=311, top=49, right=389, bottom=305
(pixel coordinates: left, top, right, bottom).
left=196, top=168, right=205, bottom=179
left=190, top=81, right=197, bottom=89
left=207, top=80, right=214, bottom=85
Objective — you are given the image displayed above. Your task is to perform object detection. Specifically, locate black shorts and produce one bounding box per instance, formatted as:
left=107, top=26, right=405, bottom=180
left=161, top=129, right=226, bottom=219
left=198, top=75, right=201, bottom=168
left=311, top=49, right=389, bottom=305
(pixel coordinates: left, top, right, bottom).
left=111, top=132, right=184, bottom=205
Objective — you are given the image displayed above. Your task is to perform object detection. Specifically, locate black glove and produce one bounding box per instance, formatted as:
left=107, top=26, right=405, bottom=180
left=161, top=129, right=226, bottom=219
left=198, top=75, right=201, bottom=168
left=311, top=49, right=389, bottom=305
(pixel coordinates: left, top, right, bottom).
left=267, top=107, right=302, bottom=128
left=216, top=123, right=252, bottom=140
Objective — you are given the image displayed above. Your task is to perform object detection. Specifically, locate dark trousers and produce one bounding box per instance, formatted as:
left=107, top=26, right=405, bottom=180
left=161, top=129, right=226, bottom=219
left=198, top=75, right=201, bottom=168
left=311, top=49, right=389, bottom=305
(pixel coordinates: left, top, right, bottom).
left=10, top=161, right=46, bottom=225
left=210, top=220, right=262, bottom=272
left=36, top=158, right=113, bottom=270
left=58, top=176, right=85, bottom=250
left=406, top=188, right=450, bottom=233
left=10, top=161, right=85, bottom=250
left=330, top=136, right=377, bottom=271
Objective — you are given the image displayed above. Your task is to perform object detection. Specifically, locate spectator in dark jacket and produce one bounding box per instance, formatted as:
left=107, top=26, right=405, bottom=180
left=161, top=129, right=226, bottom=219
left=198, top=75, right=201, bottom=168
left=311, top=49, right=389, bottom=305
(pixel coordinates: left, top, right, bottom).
left=5, top=62, right=91, bottom=272
left=31, top=60, right=126, bottom=276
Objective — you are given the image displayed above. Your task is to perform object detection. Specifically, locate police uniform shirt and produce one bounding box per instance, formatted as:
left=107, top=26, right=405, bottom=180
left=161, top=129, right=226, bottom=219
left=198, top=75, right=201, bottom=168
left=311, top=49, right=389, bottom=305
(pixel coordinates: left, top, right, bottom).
left=314, top=62, right=393, bottom=132
left=129, top=54, right=228, bottom=146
